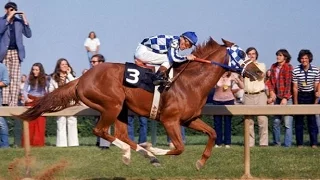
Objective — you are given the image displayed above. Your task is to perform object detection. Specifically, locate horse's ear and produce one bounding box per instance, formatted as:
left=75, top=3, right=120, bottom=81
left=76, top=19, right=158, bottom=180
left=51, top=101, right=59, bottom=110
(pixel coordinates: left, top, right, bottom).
left=221, top=38, right=234, bottom=47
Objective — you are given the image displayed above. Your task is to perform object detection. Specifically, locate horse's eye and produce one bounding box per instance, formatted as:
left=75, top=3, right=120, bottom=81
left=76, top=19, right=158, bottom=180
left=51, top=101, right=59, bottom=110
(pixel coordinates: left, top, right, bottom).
left=238, top=50, right=245, bottom=59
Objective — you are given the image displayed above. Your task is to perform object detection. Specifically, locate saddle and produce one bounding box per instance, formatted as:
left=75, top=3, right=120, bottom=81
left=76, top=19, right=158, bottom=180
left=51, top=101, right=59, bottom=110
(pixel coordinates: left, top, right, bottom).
left=130, top=59, right=172, bottom=119
left=134, top=59, right=170, bottom=83
left=123, top=60, right=172, bottom=93
left=134, top=59, right=155, bottom=71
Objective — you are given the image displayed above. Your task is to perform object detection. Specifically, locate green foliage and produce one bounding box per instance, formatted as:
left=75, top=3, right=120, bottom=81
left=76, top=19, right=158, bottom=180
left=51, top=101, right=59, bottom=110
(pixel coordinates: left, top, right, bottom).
left=6, top=115, right=313, bottom=139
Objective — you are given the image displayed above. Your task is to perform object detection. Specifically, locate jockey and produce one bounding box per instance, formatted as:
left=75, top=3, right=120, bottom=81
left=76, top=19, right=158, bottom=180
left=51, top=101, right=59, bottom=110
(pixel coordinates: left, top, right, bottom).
left=134, top=31, right=198, bottom=85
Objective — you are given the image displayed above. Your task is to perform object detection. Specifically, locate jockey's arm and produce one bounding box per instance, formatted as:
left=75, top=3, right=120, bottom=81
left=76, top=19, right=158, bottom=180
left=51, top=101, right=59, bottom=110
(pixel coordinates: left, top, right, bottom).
left=167, top=39, right=187, bottom=63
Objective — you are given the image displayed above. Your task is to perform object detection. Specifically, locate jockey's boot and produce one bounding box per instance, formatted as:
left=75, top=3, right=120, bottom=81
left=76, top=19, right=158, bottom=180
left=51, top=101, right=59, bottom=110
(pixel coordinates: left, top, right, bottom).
left=153, top=66, right=168, bottom=85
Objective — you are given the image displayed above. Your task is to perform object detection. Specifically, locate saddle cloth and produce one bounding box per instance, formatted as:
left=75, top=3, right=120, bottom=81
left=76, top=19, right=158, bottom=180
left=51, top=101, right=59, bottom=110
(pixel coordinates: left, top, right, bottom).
left=124, top=62, right=155, bottom=93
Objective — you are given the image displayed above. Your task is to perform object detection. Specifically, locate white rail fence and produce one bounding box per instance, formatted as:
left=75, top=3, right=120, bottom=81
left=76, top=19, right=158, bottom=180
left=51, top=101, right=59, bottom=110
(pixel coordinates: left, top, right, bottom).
left=3, top=105, right=320, bottom=179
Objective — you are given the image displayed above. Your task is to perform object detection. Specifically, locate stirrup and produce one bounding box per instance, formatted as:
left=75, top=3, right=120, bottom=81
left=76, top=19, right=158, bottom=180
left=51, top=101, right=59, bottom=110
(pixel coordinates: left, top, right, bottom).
left=153, top=79, right=167, bottom=86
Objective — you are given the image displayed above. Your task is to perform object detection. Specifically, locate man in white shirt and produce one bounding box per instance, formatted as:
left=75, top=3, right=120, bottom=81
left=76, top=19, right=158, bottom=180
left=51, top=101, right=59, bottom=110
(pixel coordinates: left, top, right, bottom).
left=243, top=47, right=268, bottom=147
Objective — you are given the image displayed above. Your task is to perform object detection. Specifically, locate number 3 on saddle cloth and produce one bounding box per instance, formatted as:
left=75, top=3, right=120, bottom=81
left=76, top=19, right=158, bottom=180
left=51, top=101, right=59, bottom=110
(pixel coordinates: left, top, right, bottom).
left=124, top=62, right=160, bottom=93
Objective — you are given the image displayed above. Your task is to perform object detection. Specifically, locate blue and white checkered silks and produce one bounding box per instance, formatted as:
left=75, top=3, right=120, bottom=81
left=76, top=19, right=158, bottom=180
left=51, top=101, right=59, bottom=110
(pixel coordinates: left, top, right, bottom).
left=141, top=35, right=180, bottom=54
left=226, top=45, right=251, bottom=75
left=141, top=35, right=187, bottom=63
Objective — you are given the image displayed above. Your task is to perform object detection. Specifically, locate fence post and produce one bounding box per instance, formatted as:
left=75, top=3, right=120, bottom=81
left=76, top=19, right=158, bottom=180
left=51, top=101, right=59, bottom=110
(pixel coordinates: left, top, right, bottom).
left=241, top=115, right=252, bottom=179
left=23, top=120, right=31, bottom=177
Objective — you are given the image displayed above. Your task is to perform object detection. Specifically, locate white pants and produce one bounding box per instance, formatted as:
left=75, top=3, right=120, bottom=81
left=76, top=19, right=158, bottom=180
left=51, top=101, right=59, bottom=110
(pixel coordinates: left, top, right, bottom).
left=134, top=44, right=170, bottom=68
left=243, top=93, right=269, bottom=146
left=56, top=116, right=79, bottom=147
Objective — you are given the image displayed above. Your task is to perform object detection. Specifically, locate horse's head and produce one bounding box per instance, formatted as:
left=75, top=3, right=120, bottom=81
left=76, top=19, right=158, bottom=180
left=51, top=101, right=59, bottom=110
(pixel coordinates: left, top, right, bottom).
left=222, top=38, right=264, bottom=81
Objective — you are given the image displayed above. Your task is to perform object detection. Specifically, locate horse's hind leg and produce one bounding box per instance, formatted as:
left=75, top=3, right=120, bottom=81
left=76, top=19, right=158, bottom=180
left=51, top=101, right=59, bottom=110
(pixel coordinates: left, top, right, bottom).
left=93, top=110, right=132, bottom=165
left=78, top=79, right=133, bottom=165
left=114, top=107, right=161, bottom=167
left=185, top=118, right=216, bottom=170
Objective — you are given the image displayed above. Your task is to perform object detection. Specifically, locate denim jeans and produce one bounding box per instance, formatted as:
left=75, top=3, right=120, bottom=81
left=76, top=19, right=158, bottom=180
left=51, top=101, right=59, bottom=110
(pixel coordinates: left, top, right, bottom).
left=316, top=96, right=320, bottom=134
left=0, top=92, right=9, bottom=148
left=213, top=99, right=234, bottom=145
left=87, top=51, right=97, bottom=67
left=295, top=92, right=318, bottom=146
left=128, top=116, right=148, bottom=144
left=316, top=114, right=320, bottom=134
left=272, top=98, right=293, bottom=147
left=0, top=117, right=9, bottom=148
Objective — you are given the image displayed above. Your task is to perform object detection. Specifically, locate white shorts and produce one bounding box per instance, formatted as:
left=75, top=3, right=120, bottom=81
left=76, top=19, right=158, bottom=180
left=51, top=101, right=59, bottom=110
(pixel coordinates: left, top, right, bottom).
left=134, top=44, right=170, bottom=68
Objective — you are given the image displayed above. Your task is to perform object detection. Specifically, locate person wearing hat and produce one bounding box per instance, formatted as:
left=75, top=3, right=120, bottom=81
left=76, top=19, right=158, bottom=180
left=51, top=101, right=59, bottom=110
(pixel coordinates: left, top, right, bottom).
left=0, top=2, right=32, bottom=107
left=0, top=2, right=31, bottom=147
left=134, top=31, right=198, bottom=85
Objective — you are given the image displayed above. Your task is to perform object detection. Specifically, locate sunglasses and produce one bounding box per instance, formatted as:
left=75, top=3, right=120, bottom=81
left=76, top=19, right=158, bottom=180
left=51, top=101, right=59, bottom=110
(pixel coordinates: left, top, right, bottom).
left=90, top=61, right=99, bottom=64
left=9, top=8, right=17, bottom=11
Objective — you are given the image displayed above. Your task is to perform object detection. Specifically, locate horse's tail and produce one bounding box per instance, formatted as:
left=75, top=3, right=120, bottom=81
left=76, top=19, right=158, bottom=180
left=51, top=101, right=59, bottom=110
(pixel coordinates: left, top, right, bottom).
left=15, top=78, right=80, bottom=121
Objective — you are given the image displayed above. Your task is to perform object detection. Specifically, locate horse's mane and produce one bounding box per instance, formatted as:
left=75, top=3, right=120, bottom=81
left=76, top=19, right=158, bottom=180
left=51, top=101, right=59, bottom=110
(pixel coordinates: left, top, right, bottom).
left=192, top=37, right=221, bottom=59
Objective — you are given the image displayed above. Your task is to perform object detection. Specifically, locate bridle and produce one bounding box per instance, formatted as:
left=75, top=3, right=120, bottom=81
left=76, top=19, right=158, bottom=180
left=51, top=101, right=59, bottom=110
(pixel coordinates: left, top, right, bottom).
left=166, top=45, right=257, bottom=87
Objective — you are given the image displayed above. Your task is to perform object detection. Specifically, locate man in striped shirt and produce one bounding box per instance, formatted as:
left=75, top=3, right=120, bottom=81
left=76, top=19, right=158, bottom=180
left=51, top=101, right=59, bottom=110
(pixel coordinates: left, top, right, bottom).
left=134, top=31, right=198, bottom=85
left=292, top=49, right=319, bottom=148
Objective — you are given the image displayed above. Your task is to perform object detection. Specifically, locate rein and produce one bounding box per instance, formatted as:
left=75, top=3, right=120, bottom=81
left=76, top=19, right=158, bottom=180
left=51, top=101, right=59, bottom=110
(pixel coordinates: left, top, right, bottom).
left=194, top=57, right=242, bottom=74
left=165, top=60, right=192, bottom=87
left=194, top=57, right=258, bottom=81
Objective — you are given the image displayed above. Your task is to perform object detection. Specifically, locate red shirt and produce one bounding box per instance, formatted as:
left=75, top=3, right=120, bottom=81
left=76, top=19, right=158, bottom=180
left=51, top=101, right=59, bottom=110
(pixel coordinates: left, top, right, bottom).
left=267, top=62, right=293, bottom=99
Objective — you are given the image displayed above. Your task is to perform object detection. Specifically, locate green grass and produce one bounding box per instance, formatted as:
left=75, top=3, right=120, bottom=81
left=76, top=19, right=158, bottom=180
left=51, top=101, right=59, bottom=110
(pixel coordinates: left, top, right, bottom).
left=0, top=136, right=320, bottom=179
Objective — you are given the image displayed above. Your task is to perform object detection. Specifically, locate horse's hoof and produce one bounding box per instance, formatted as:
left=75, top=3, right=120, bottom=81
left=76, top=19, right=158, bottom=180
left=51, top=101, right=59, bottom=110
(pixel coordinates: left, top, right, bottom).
left=150, top=157, right=161, bottom=167
left=122, top=156, right=131, bottom=165
left=152, top=162, right=161, bottom=167
left=196, top=160, right=204, bottom=170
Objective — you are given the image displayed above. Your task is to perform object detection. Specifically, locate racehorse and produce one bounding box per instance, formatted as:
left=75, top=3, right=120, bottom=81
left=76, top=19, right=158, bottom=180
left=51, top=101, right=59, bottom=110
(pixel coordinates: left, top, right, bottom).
left=16, top=37, right=264, bottom=170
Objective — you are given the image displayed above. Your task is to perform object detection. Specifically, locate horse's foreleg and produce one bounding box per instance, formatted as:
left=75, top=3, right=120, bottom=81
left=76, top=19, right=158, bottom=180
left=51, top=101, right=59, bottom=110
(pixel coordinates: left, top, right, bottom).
left=186, top=118, right=216, bottom=170
left=159, top=121, right=184, bottom=155
left=114, top=108, right=161, bottom=167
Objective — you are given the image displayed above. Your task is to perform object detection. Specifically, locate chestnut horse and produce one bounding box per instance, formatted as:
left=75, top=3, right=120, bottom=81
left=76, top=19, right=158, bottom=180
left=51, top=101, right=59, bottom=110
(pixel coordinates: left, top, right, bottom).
left=16, top=38, right=263, bottom=170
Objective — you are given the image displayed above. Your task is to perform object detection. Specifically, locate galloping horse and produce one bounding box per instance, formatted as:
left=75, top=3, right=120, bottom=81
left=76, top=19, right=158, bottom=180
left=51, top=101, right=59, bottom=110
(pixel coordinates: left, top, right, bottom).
left=16, top=38, right=263, bottom=170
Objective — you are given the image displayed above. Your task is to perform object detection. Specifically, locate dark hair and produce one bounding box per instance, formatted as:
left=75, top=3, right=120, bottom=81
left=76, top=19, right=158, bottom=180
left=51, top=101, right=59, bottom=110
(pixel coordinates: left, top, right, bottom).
left=28, top=63, right=47, bottom=89
left=245, top=47, right=259, bottom=60
left=91, top=54, right=105, bottom=62
left=88, top=31, right=97, bottom=38
left=276, top=49, right=291, bottom=63
left=297, top=49, right=313, bottom=63
left=265, top=69, right=271, bottom=82
left=52, top=58, right=76, bottom=87
left=5, top=2, right=17, bottom=10
left=225, top=71, right=232, bottom=77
